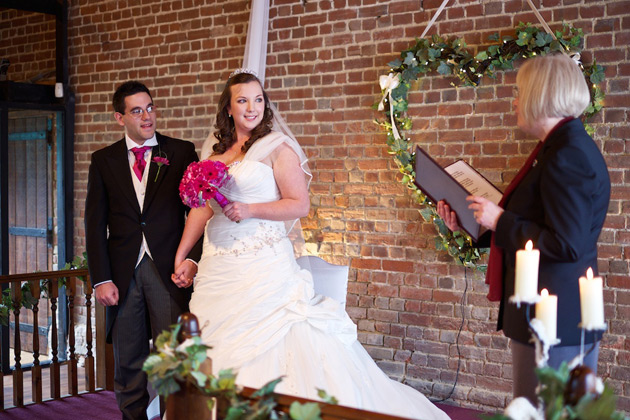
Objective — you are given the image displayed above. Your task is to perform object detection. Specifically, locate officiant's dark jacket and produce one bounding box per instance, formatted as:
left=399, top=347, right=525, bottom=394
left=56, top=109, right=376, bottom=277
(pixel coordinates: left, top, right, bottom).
left=489, top=118, right=610, bottom=346
left=85, top=132, right=202, bottom=341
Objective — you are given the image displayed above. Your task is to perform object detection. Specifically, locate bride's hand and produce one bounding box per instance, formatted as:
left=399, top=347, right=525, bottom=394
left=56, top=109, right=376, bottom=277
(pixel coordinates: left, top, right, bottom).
left=172, top=260, right=197, bottom=288
left=223, top=202, right=251, bottom=223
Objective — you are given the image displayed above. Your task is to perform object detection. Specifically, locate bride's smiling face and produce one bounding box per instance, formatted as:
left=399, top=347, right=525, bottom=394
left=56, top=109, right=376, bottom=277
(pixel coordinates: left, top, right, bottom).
left=227, top=81, right=265, bottom=137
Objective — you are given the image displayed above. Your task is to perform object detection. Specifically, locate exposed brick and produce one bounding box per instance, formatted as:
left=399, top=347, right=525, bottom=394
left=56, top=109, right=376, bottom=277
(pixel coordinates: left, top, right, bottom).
left=2, top=1, right=629, bottom=416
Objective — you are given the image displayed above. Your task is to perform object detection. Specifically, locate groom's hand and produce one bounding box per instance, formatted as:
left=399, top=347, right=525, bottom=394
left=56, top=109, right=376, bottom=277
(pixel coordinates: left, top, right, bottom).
left=95, top=282, right=119, bottom=306
left=172, top=260, right=197, bottom=288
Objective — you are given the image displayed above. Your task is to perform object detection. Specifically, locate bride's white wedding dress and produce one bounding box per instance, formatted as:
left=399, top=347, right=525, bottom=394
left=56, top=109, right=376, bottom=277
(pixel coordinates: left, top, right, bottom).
left=189, top=132, right=449, bottom=420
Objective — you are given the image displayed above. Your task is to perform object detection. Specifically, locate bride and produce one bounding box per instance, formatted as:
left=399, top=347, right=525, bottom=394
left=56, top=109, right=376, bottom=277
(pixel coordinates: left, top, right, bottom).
left=171, top=70, right=449, bottom=420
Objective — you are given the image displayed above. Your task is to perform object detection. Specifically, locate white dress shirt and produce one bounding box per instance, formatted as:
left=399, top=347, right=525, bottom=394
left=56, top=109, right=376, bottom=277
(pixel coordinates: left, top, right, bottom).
left=126, top=134, right=158, bottom=267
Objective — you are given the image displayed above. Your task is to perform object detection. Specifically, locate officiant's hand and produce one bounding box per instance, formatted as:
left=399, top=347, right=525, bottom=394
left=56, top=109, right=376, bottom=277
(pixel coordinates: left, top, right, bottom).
left=467, top=196, right=503, bottom=231
left=437, top=200, right=461, bottom=232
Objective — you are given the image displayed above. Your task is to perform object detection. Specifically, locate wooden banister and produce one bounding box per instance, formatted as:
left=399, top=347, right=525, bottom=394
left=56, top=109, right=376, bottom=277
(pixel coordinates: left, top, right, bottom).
left=0, top=269, right=114, bottom=411
left=240, top=387, right=415, bottom=420
left=30, top=280, right=42, bottom=403
left=11, top=282, right=23, bottom=407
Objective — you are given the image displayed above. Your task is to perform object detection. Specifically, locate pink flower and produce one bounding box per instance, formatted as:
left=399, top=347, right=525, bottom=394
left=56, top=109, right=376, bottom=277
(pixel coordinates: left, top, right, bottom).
left=153, top=156, right=169, bottom=166
left=152, top=153, right=170, bottom=182
left=179, top=160, right=231, bottom=209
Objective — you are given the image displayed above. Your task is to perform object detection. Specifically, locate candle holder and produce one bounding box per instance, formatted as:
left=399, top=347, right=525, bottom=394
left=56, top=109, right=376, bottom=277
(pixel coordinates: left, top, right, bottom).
left=508, top=293, right=541, bottom=308
left=578, top=322, right=607, bottom=366
left=512, top=299, right=560, bottom=368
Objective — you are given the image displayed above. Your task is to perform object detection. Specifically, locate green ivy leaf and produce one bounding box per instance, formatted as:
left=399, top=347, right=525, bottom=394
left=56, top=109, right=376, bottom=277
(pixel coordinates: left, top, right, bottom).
left=403, top=52, right=416, bottom=66
left=488, top=33, right=500, bottom=42
left=289, top=402, right=321, bottom=420
left=589, top=63, right=605, bottom=84
left=428, top=48, right=442, bottom=60
left=390, top=83, right=408, bottom=101
left=535, top=31, right=554, bottom=47
left=224, top=406, right=247, bottom=420
left=217, top=369, right=237, bottom=390
left=475, top=51, right=488, bottom=60
left=402, top=66, right=422, bottom=82
left=419, top=208, right=434, bottom=222
left=387, top=59, right=402, bottom=69
left=252, top=376, right=284, bottom=398
left=437, top=61, right=451, bottom=75
left=316, top=388, right=339, bottom=405
left=0, top=305, right=8, bottom=326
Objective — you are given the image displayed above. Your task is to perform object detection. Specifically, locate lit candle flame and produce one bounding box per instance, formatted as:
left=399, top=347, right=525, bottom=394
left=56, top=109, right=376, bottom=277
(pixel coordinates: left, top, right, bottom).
left=586, top=267, right=593, bottom=280
left=540, top=288, right=549, bottom=298
left=525, top=240, right=533, bottom=251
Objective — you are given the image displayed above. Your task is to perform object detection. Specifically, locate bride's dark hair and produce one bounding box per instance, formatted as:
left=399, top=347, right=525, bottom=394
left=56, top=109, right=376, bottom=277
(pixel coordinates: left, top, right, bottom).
left=212, top=72, right=274, bottom=156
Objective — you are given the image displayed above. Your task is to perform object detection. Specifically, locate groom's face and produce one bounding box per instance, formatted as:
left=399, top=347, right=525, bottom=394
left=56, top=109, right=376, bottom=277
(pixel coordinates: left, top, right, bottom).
left=114, top=92, right=157, bottom=144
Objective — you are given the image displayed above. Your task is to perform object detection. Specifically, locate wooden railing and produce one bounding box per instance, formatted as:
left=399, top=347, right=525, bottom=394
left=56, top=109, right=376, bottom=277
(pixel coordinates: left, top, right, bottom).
left=240, top=387, right=415, bottom=420
left=0, top=269, right=114, bottom=410
left=167, top=313, right=414, bottom=420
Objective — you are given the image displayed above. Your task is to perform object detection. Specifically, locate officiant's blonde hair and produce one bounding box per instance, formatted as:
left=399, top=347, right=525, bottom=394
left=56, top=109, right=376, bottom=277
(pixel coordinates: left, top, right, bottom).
left=515, top=53, right=590, bottom=125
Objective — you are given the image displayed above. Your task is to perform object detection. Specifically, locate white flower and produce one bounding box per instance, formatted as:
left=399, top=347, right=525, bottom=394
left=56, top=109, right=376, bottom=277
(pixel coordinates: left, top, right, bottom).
left=504, top=397, right=544, bottom=420
left=595, top=377, right=604, bottom=394
left=161, top=345, right=175, bottom=358
left=176, top=337, right=197, bottom=354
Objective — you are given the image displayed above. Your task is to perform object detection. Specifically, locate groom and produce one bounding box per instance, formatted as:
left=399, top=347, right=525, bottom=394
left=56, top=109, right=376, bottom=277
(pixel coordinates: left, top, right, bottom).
left=85, top=80, right=202, bottom=419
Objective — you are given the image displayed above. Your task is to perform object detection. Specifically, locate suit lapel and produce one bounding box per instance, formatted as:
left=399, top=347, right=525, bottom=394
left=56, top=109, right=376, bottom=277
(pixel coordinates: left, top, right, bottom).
left=106, top=140, right=142, bottom=214
left=144, top=134, right=173, bottom=212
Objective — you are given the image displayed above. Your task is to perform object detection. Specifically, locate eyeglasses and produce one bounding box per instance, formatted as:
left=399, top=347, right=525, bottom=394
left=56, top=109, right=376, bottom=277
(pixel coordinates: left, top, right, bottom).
left=125, top=105, right=157, bottom=119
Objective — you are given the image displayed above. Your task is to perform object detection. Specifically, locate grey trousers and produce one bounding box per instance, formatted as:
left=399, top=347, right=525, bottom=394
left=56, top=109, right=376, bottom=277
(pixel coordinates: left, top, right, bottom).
left=112, top=255, right=184, bottom=420
left=512, top=339, right=599, bottom=406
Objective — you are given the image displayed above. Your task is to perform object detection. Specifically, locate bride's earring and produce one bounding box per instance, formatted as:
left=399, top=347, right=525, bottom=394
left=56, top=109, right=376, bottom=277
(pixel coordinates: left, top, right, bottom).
left=228, top=114, right=232, bottom=118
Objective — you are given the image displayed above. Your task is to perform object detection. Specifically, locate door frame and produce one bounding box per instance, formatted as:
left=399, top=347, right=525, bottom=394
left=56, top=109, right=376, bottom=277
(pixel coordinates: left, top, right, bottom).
left=0, top=90, right=76, bottom=374
left=0, top=0, right=73, bottom=374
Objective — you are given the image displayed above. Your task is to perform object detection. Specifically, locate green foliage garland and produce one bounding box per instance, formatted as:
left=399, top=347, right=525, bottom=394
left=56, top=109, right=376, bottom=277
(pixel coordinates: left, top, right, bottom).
left=377, top=23, right=605, bottom=270
left=485, top=362, right=626, bottom=420
left=144, top=323, right=336, bottom=420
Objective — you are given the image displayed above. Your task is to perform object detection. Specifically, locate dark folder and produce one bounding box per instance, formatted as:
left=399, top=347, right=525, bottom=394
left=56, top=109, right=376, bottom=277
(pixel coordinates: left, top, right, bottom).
left=413, top=146, right=501, bottom=242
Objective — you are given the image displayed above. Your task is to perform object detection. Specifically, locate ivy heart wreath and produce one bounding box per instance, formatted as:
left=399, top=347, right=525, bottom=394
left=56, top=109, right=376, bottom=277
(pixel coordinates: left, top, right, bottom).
left=377, top=22, right=605, bottom=270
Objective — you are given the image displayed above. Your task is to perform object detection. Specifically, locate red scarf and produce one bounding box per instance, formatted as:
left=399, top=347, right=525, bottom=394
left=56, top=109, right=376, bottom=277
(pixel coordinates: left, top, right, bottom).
left=485, top=117, right=573, bottom=301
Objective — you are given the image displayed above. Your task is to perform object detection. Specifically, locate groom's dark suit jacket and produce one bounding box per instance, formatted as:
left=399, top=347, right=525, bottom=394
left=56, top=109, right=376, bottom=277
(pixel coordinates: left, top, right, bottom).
left=492, top=118, right=610, bottom=346
left=85, top=132, right=202, bottom=340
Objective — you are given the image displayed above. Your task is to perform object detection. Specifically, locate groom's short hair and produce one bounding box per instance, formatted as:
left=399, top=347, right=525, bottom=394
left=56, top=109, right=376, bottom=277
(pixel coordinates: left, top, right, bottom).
left=113, top=81, right=153, bottom=114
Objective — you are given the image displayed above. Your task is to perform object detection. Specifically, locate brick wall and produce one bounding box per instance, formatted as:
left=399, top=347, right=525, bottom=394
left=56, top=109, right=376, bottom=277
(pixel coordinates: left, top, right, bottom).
left=0, top=8, right=56, bottom=83
left=2, top=0, right=629, bottom=413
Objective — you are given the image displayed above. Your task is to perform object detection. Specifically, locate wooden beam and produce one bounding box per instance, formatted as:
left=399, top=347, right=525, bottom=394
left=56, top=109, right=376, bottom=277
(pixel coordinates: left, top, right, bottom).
left=0, top=0, right=62, bottom=16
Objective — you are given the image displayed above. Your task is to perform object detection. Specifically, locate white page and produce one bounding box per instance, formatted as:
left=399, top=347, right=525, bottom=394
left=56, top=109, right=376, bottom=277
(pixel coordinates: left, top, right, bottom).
left=444, top=160, right=502, bottom=205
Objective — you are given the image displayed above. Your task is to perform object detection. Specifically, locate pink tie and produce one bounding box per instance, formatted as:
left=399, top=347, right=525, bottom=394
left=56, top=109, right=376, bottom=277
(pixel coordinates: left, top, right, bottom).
left=131, top=146, right=151, bottom=181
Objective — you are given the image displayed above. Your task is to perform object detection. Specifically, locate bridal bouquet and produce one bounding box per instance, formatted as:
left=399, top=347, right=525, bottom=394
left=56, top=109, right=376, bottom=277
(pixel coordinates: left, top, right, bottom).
left=179, top=160, right=231, bottom=208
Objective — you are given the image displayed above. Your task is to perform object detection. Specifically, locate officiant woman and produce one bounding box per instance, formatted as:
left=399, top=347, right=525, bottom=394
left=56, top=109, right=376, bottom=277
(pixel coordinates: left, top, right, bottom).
left=437, top=52, right=610, bottom=404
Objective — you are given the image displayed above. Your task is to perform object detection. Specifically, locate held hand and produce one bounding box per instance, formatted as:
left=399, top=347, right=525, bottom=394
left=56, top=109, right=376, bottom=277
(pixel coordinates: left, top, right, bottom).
left=222, top=202, right=251, bottom=223
left=467, top=196, right=503, bottom=231
left=95, top=282, right=119, bottom=306
left=171, top=260, right=198, bottom=288
left=437, top=200, right=461, bottom=232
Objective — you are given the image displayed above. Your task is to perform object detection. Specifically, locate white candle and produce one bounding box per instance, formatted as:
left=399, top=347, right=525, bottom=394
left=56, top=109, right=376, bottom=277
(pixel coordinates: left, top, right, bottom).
left=535, top=288, right=557, bottom=341
left=514, top=240, right=540, bottom=301
left=579, top=267, right=605, bottom=329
